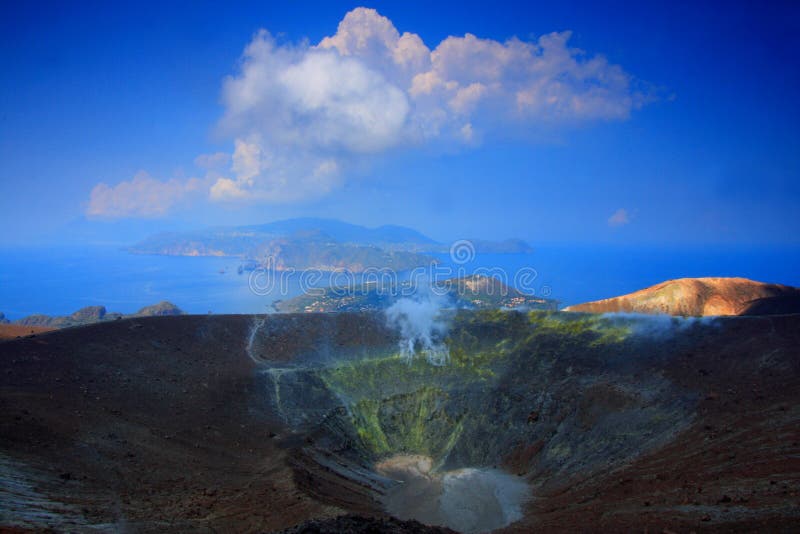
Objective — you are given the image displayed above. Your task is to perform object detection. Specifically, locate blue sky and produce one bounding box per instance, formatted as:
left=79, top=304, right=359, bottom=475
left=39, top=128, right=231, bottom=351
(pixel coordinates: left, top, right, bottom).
left=1, top=0, right=799, bottom=245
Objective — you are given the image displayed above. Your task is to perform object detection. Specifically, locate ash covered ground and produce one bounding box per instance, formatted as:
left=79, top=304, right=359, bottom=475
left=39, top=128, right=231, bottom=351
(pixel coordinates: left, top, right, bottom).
left=1, top=310, right=799, bottom=532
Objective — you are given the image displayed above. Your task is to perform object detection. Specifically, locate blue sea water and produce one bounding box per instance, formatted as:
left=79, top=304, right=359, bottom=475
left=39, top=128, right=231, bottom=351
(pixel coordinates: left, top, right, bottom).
left=0, top=244, right=799, bottom=320
left=0, top=247, right=259, bottom=319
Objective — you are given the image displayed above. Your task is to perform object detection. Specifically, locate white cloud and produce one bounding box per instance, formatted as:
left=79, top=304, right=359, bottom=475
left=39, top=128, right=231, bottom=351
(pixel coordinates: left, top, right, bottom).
left=209, top=138, right=342, bottom=203
left=460, top=123, right=475, bottom=143
left=230, top=138, right=263, bottom=184
left=86, top=7, right=652, bottom=216
left=608, top=208, right=631, bottom=227
left=194, top=152, right=230, bottom=170
left=213, top=8, right=649, bottom=204
left=220, top=31, right=409, bottom=154
left=449, top=82, right=489, bottom=114
left=86, top=171, right=204, bottom=218
left=318, top=8, right=430, bottom=77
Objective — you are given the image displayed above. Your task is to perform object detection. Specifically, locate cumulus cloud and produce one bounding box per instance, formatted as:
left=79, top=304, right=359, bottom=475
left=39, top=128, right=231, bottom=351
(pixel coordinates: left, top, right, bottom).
left=86, top=171, right=204, bottom=218
left=315, top=11, right=646, bottom=139
left=210, top=8, right=650, bottom=203
left=86, top=7, right=653, bottom=216
left=608, top=208, right=631, bottom=227
left=221, top=35, right=410, bottom=154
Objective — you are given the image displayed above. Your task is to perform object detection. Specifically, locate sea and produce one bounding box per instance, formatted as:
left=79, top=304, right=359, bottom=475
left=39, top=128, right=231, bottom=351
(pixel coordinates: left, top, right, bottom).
left=1, top=244, right=799, bottom=320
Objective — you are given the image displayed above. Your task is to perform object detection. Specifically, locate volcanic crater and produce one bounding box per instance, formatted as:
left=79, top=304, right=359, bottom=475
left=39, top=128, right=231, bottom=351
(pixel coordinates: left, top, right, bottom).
left=1, top=310, right=799, bottom=532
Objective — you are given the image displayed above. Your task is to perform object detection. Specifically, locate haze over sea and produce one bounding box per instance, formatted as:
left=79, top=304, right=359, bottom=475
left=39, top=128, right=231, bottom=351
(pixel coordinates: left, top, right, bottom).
left=1, top=244, right=798, bottom=320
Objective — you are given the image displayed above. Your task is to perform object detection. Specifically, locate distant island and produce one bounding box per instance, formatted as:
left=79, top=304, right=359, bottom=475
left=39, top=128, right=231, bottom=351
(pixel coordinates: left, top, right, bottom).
left=130, top=218, right=534, bottom=273
left=0, top=302, right=184, bottom=339
left=273, top=274, right=557, bottom=313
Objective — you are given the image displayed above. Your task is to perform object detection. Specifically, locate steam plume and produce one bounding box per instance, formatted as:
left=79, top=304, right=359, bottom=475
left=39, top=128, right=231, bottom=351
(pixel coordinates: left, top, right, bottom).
left=385, top=285, right=450, bottom=366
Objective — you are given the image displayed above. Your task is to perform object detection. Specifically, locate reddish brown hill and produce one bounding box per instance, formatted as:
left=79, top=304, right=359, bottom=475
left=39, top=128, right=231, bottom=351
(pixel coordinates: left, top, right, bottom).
left=564, top=277, right=800, bottom=316
left=0, top=324, right=55, bottom=340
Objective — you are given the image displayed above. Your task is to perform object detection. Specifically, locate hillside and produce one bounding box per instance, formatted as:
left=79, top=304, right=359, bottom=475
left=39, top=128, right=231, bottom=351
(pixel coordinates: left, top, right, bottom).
left=274, top=274, right=557, bottom=313
left=247, top=234, right=434, bottom=272
left=564, top=277, right=800, bottom=316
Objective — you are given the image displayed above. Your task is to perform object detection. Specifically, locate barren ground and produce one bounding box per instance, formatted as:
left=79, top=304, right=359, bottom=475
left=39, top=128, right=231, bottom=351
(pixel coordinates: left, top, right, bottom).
left=1, top=312, right=798, bottom=532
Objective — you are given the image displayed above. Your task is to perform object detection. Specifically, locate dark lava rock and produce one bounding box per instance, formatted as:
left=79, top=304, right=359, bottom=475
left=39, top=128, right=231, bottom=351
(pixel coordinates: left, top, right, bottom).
left=741, top=294, right=800, bottom=315
left=274, top=514, right=456, bottom=533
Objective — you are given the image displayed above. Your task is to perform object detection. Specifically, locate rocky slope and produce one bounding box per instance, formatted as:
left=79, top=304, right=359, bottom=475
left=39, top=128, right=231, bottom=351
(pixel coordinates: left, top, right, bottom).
left=1, top=311, right=798, bottom=532
left=564, top=277, right=800, bottom=316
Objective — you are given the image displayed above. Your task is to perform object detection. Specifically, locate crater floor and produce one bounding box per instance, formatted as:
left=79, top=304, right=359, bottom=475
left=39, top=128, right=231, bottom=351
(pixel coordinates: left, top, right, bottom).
left=376, top=454, right=528, bottom=533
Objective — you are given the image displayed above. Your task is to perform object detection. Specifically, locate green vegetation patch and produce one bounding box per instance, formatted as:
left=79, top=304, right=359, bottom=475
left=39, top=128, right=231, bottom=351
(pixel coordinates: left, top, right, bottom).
left=319, top=339, right=503, bottom=458
left=348, top=386, right=463, bottom=458
left=527, top=311, right=631, bottom=347
left=317, top=310, right=633, bottom=459
left=320, top=347, right=498, bottom=404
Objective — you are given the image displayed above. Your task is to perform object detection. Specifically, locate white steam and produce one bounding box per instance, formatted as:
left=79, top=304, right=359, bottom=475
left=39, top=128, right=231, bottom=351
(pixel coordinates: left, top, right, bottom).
left=599, top=312, right=720, bottom=338
left=385, top=290, right=450, bottom=366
